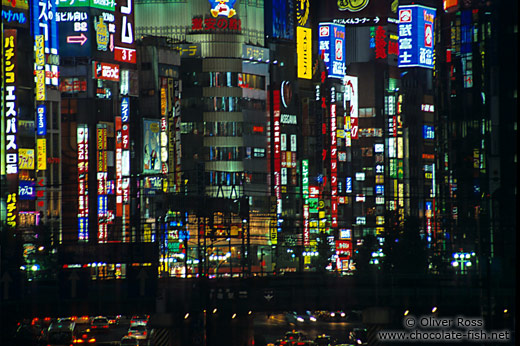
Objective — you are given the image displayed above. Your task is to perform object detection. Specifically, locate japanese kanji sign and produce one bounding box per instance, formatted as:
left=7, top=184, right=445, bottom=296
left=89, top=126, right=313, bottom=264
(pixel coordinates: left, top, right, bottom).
left=398, top=4, right=436, bottom=69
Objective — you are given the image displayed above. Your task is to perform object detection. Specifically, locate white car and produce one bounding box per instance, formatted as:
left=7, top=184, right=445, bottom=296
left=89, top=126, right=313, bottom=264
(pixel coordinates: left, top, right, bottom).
left=127, top=324, right=148, bottom=340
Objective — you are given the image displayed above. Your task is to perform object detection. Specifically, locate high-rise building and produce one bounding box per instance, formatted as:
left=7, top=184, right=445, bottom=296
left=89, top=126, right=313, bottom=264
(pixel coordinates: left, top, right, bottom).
left=434, top=0, right=516, bottom=284
left=136, top=0, right=270, bottom=276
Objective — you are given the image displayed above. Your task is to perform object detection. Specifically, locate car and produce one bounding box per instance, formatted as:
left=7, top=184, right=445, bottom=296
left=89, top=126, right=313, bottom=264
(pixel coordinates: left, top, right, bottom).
left=285, top=312, right=307, bottom=324
left=107, top=315, right=121, bottom=326
left=12, top=323, right=44, bottom=346
left=284, top=330, right=305, bottom=341
left=318, top=310, right=348, bottom=322
left=130, top=315, right=149, bottom=326
left=277, top=330, right=307, bottom=345
left=348, top=327, right=368, bottom=345
left=75, top=315, right=91, bottom=324
left=314, top=334, right=336, bottom=346
left=127, top=324, right=148, bottom=340
left=46, top=322, right=77, bottom=346
left=120, top=336, right=140, bottom=346
left=73, top=330, right=97, bottom=344
left=90, top=316, right=110, bottom=332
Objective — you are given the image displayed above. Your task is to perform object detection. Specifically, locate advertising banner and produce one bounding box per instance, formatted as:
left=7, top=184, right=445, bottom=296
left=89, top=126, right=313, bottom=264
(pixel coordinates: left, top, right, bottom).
left=336, top=240, right=352, bottom=258
left=114, top=0, right=136, bottom=63
left=2, top=0, right=29, bottom=28
left=143, top=118, right=161, bottom=173
left=77, top=125, right=89, bottom=240
left=93, top=61, right=120, bottom=81
left=318, top=23, right=346, bottom=79
left=297, top=26, right=312, bottom=79
left=344, top=76, right=358, bottom=140
left=36, top=138, right=47, bottom=170
left=398, top=4, right=436, bottom=69
left=57, top=8, right=91, bottom=57
left=19, top=149, right=35, bottom=170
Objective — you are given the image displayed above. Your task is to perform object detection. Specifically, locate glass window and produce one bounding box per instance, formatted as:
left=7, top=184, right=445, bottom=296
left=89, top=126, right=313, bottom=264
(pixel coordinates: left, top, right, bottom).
left=205, top=97, right=240, bottom=112
left=206, top=147, right=243, bottom=161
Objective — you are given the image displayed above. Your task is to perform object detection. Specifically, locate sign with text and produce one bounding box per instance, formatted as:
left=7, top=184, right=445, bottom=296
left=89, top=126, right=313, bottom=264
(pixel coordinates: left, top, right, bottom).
left=297, top=26, right=312, bottom=79
left=93, top=61, right=120, bottom=81
left=398, top=4, right=436, bottom=69
left=114, top=0, right=136, bottom=63
left=318, top=22, right=346, bottom=79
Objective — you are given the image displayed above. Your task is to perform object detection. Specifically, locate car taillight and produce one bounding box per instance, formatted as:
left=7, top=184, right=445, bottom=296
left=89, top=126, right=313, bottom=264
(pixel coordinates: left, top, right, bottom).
left=103, top=325, right=108, bottom=328
left=73, top=339, right=84, bottom=343
left=128, top=332, right=132, bottom=336
left=88, top=338, right=96, bottom=343
left=143, top=331, right=147, bottom=336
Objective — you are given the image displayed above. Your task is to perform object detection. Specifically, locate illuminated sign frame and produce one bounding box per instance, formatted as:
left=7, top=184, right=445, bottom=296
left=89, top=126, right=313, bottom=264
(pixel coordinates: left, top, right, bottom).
left=398, top=4, right=436, bottom=69
left=344, top=76, right=358, bottom=140
left=318, top=22, right=346, bottom=79
left=297, top=26, right=312, bottom=79
left=77, top=124, right=89, bottom=241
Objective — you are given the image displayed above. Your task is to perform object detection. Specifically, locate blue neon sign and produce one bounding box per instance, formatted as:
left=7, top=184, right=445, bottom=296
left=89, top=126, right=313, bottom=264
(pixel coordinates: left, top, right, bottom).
left=37, top=105, right=47, bottom=136
left=398, top=5, right=436, bottom=69
left=318, top=22, right=346, bottom=79
left=346, top=177, right=352, bottom=193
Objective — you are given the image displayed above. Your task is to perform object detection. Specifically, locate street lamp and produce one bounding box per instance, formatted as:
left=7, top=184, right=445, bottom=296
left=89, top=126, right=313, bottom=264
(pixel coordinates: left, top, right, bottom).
left=451, top=252, right=475, bottom=275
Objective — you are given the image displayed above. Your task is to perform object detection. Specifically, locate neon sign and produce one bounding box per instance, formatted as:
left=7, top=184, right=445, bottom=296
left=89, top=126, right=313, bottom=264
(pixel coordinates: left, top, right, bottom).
left=114, top=0, right=136, bottom=63
left=318, top=22, right=346, bottom=79
left=337, top=0, right=369, bottom=12
left=93, top=61, right=120, bottom=81
left=398, top=4, right=436, bottom=69
left=191, top=16, right=241, bottom=32
left=2, top=9, right=27, bottom=24
left=208, top=0, right=236, bottom=18
left=77, top=125, right=89, bottom=241
left=344, top=76, right=358, bottom=140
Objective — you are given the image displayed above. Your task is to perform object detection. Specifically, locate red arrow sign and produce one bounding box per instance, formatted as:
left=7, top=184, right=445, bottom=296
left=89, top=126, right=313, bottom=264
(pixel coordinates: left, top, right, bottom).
left=37, top=178, right=44, bottom=187
left=67, top=33, right=88, bottom=46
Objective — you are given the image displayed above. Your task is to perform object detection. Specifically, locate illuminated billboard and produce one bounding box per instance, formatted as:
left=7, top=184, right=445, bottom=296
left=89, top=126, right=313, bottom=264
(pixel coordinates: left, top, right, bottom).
left=398, top=5, right=436, bottom=69
left=114, top=0, right=136, bottom=63
left=97, top=123, right=108, bottom=242
left=267, top=0, right=294, bottom=40
left=330, top=104, right=338, bottom=228
left=319, top=0, right=398, bottom=26
left=297, top=26, right=312, bottom=79
left=208, top=0, right=236, bottom=18
left=77, top=124, right=89, bottom=241
left=273, top=90, right=281, bottom=213
left=93, top=61, right=120, bottom=81
left=57, top=8, right=91, bottom=57
left=302, top=159, right=309, bottom=246
left=19, top=149, right=35, bottom=170
left=344, top=76, right=358, bottom=140
left=31, top=0, right=59, bottom=87
left=143, top=118, right=161, bottom=173
left=318, top=23, right=346, bottom=79
left=57, top=0, right=115, bottom=11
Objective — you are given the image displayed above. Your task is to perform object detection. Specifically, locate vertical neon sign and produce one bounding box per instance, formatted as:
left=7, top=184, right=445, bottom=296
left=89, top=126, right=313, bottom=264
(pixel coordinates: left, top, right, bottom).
left=4, top=29, right=19, bottom=228
left=344, top=76, right=358, bottom=140
left=77, top=125, right=89, bottom=240
left=318, top=22, right=346, bottom=80
left=302, top=160, right=310, bottom=246
left=121, top=97, right=130, bottom=239
left=273, top=90, right=282, bottom=214
left=97, top=123, right=108, bottom=242
left=398, top=5, right=436, bottom=69
left=330, top=103, right=338, bottom=228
